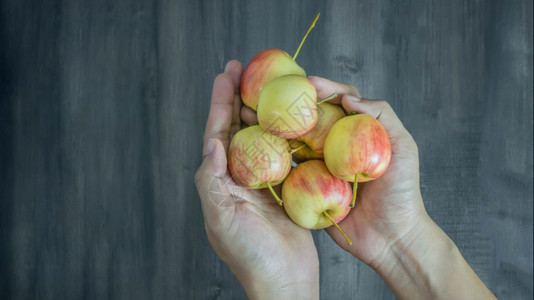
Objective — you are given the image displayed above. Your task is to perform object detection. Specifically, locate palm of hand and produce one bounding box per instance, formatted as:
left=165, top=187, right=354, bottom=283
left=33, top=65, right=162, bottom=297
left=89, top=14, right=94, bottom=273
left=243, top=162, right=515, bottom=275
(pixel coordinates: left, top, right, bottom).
left=326, top=136, right=423, bottom=266
left=207, top=172, right=318, bottom=288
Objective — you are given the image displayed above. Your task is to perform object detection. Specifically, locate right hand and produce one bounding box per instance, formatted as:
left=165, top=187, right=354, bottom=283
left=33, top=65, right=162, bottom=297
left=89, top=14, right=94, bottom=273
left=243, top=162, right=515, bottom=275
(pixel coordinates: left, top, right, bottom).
left=195, top=60, right=319, bottom=299
left=307, top=76, right=427, bottom=268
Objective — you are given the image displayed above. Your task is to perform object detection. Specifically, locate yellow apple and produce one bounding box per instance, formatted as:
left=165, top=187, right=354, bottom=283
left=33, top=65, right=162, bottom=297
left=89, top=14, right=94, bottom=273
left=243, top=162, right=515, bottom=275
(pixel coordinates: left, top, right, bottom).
left=291, top=102, right=346, bottom=160
left=257, top=75, right=318, bottom=139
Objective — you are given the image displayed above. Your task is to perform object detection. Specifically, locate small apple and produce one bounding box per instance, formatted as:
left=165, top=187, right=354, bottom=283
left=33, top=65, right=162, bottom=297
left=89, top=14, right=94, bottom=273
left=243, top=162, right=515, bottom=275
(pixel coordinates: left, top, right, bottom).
left=282, top=160, right=353, bottom=245
left=324, top=114, right=392, bottom=206
left=257, top=75, right=319, bottom=139
left=239, top=13, right=320, bottom=110
left=290, top=102, right=346, bottom=160
left=228, top=125, right=292, bottom=205
left=240, top=49, right=306, bottom=110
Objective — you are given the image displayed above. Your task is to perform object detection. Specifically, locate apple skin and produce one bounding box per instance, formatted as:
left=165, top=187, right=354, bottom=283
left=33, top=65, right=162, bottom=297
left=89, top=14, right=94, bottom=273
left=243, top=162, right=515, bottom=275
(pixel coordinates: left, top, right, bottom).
left=291, top=102, right=346, bottom=160
left=228, top=125, right=292, bottom=189
left=240, top=48, right=306, bottom=110
left=257, top=75, right=318, bottom=139
left=324, top=114, right=391, bottom=182
left=282, top=160, right=352, bottom=229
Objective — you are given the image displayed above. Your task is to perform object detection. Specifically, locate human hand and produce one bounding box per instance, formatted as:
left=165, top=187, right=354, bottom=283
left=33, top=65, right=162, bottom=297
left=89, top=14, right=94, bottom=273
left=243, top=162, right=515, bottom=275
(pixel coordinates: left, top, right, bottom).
left=195, top=60, right=319, bottom=299
left=306, top=76, right=425, bottom=266
left=307, top=77, right=495, bottom=300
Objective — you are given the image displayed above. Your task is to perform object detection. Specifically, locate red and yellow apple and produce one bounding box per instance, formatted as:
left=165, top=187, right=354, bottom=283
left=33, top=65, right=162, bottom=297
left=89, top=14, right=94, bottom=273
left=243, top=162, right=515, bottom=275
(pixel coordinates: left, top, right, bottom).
left=282, top=160, right=353, bottom=244
left=257, top=75, right=318, bottom=139
left=290, top=102, right=346, bottom=160
left=240, top=49, right=306, bottom=110
left=324, top=114, right=391, bottom=206
left=228, top=125, right=292, bottom=205
left=239, top=13, right=320, bottom=111
left=324, top=114, right=391, bottom=182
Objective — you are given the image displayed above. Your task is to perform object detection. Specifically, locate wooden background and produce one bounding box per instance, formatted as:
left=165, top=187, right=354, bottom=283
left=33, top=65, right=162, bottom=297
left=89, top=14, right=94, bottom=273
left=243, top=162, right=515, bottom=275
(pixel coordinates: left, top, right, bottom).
left=1, top=0, right=532, bottom=299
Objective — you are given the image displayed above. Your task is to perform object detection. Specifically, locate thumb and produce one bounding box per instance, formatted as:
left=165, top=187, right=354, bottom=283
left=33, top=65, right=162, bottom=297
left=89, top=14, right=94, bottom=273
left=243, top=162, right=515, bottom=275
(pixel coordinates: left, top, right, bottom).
left=341, top=95, right=418, bottom=159
left=308, top=76, right=361, bottom=104
left=341, top=95, right=410, bottom=141
left=199, top=138, right=227, bottom=178
left=194, top=138, right=235, bottom=221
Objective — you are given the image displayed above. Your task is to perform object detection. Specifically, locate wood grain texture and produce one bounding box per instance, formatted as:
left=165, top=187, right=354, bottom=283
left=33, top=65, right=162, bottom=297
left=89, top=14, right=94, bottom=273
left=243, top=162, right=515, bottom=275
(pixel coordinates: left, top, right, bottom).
left=1, top=0, right=532, bottom=299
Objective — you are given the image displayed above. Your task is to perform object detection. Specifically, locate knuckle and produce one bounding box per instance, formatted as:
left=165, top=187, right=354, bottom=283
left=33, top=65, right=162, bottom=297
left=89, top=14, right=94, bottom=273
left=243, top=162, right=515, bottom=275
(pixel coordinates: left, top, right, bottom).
left=349, top=85, right=360, bottom=97
left=410, top=135, right=420, bottom=154
left=215, top=72, right=229, bottom=81
left=404, top=133, right=417, bottom=147
left=343, top=82, right=357, bottom=93
left=377, top=100, right=392, bottom=111
left=400, top=133, right=419, bottom=154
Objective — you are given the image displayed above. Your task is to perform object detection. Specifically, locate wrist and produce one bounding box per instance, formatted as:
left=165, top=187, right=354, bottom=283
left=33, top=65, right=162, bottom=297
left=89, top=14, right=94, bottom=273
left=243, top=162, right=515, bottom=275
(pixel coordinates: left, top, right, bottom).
left=242, top=276, right=319, bottom=300
left=238, top=266, right=319, bottom=300
left=371, top=214, right=495, bottom=300
left=371, top=214, right=451, bottom=295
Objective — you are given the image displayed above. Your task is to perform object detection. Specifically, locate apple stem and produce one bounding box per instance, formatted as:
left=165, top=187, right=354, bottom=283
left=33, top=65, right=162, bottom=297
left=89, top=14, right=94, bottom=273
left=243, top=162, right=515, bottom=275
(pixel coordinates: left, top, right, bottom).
left=316, top=93, right=338, bottom=105
left=266, top=182, right=283, bottom=206
left=290, top=144, right=307, bottom=154
left=292, top=13, right=320, bottom=61
left=323, top=211, right=352, bottom=245
left=350, top=173, right=359, bottom=207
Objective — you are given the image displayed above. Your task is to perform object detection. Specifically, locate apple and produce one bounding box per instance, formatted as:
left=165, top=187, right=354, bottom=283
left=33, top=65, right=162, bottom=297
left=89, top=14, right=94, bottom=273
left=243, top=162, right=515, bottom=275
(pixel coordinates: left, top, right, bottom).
left=257, top=75, right=319, bottom=139
left=282, top=160, right=353, bottom=245
left=323, top=113, right=392, bottom=206
left=240, top=49, right=306, bottom=110
left=239, top=13, right=320, bottom=110
left=290, top=102, right=346, bottom=160
left=228, top=125, right=292, bottom=205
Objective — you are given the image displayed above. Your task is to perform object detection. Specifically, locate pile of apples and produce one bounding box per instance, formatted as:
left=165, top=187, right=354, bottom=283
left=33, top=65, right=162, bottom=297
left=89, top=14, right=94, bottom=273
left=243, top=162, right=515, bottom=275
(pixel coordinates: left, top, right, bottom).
left=228, top=14, right=391, bottom=245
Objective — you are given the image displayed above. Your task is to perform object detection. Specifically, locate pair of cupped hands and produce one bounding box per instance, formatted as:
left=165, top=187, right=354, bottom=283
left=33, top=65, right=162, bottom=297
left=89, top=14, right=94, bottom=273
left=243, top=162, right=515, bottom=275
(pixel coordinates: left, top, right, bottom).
left=195, top=60, right=424, bottom=298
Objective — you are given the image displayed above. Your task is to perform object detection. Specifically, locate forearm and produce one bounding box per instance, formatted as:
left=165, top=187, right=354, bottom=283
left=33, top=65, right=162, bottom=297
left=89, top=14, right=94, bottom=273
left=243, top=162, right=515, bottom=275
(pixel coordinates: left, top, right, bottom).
left=372, top=214, right=496, bottom=300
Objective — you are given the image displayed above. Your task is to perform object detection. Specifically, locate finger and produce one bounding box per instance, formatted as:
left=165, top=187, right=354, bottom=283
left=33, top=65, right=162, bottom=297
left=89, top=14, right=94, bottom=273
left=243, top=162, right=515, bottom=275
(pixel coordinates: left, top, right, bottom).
left=240, top=106, right=258, bottom=126
left=230, top=94, right=243, bottom=141
left=308, top=76, right=361, bottom=104
left=194, top=138, right=235, bottom=221
left=204, top=73, right=235, bottom=151
left=224, top=60, right=244, bottom=140
left=224, top=59, right=243, bottom=92
left=341, top=95, right=411, bottom=142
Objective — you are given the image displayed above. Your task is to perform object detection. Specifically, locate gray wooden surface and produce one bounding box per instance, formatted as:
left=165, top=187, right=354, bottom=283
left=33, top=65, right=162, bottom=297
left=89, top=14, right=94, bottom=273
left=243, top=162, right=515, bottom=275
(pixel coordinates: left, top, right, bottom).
left=1, top=0, right=532, bottom=299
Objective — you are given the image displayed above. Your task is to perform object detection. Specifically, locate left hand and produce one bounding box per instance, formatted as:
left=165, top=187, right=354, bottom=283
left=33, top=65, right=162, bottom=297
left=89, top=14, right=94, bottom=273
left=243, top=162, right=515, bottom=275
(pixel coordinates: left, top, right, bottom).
left=195, top=60, right=319, bottom=299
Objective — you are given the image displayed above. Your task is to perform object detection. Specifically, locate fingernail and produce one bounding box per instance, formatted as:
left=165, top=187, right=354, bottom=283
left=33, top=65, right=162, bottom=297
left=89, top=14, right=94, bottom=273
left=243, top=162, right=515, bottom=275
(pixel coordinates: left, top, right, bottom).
left=203, top=138, right=216, bottom=157
left=347, top=95, right=361, bottom=102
